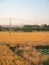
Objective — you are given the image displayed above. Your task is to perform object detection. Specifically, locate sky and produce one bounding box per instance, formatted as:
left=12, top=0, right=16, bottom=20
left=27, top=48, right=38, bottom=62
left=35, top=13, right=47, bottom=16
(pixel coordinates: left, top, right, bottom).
left=0, top=0, right=49, bottom=25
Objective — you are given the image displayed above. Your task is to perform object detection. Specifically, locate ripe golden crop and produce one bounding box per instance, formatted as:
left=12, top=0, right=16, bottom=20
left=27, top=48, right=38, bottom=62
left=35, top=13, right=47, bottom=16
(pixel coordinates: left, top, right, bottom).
left=0, top=32, right=49, bottom=65
left=0, top=32, right=49, bottom=45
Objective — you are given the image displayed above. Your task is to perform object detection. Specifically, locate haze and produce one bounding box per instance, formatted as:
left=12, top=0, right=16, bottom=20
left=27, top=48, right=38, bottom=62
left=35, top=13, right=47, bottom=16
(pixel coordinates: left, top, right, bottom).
left=0, top=0, right=49, bottom=25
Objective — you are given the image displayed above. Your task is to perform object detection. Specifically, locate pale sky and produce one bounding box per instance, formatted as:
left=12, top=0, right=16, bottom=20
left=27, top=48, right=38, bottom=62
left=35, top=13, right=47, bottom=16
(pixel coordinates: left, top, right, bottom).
left=0, top=0, right=49, bottom=25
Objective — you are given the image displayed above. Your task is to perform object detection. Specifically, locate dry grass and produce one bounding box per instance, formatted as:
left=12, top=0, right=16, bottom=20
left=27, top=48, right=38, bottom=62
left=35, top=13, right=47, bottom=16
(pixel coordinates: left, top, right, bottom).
left=0, top=32, right=49, bottom=45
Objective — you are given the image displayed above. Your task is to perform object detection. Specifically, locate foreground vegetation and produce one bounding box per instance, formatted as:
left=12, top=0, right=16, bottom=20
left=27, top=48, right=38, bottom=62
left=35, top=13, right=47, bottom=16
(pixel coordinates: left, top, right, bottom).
left=35, top=45, right=49, bottom=54
left=0, top=43, right=49, bottom=65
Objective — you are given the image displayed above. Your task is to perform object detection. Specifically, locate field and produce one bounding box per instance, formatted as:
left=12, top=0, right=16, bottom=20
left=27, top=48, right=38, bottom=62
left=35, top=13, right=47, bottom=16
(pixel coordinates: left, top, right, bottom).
left=0, top=32, right=49, bottom=45
left=0, top=32, right=49, bottom=65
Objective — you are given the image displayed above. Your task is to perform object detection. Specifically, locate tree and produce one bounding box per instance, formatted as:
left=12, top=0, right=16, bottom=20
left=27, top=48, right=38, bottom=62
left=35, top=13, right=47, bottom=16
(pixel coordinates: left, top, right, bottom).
left=40, top=24, right=48, bottom=31
left=0, top=26, right=2, bottom=31
left=22, top=25, right=33, bottom=32
left=32, top=25, right=40, bottom=31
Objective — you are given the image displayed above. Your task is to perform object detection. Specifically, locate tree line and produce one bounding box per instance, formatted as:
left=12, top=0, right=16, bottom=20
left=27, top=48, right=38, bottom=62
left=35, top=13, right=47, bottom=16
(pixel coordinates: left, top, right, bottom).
left=0, top=24, right=49, bottom=32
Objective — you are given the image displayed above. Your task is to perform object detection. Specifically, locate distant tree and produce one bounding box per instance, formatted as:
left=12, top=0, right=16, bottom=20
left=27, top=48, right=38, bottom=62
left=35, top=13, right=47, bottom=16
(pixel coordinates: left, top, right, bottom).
left=47, top=25, right=49, bottom=31
left=22, top=25, right=33, bottom=32
left=40, top=24, right=48, bottom=31
left=32, top=25, right=40, bottom=31
left=0, top=26, right=2, bottom=31
left=1, top=24, right=49, bottom=31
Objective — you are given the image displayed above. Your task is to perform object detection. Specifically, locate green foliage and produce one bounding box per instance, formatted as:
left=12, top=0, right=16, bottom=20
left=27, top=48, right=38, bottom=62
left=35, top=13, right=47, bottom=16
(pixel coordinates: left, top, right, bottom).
left=22, top=25, right=33, bottom=32
left=0, top=24, right=49, bottom=32
left=0, top=26, right=2, bottom=31
left=16, top=50, right=23, bottom=56
left=42, top=58, right=49, bottom=65
left=9, top=46, right=15, bottom=52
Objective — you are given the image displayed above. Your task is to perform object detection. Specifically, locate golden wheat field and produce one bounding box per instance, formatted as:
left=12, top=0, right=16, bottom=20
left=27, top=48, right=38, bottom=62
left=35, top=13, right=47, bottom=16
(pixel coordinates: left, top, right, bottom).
left=0, top=32, right=49, bottom=65
left=0, top=32, right=49, bottom=45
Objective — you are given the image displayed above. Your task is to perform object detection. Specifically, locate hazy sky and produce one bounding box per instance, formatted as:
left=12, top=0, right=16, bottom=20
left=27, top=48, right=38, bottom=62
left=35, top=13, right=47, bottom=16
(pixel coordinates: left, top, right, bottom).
left=0, top=0, right=49, bottom=25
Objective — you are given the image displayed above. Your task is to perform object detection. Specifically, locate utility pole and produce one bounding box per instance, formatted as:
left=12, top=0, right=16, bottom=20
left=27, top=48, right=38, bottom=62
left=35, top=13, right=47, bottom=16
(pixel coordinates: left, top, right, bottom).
left=9, top=18, right=11, bottom=35
left=9, top=18, right=12, bottom=44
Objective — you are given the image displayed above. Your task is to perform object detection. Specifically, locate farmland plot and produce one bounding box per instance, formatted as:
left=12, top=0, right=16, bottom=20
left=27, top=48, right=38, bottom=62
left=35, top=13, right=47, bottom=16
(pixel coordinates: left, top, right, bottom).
left=0, top=32, right=49, bottom=45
